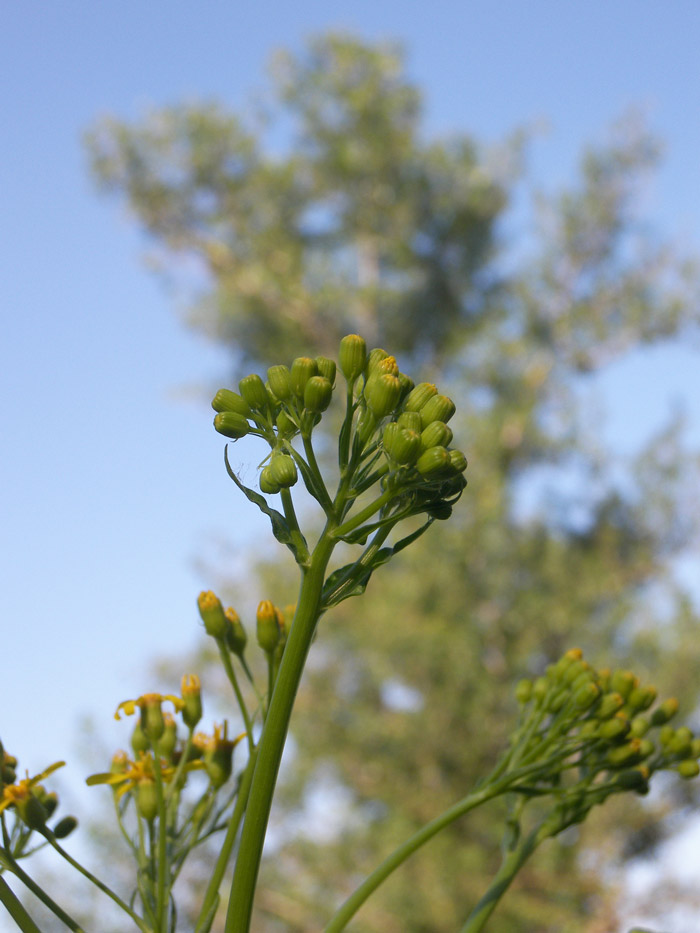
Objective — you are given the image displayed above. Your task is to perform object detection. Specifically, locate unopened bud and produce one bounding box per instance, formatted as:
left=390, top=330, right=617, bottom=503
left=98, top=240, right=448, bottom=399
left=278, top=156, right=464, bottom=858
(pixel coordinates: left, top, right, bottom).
left=211, top=389, right=252, bottom=417
left=610, top=670, right=638, bottom=700
left=214, top=412, right=250, bottom=439
left=398, top=411, right=422, bottom=433
left=448, top=450, right=468, bottom=474
left=53, top=816, right=78, bottom=839
left=269, top=452, right=298, bottom=488
left=256, top=600, right=280, bottom=654
left=136, top=778, right=158, bottom=822
left=259, top=466, right=281, bottom=494
left=420, top=394, right=456, bottom=428
left=607, top=739, right=643, bottom=768
left=290, top=357, right=318, bottom=399
left=367, top=348, right=390, bottom=373
left=239, top=374, right=269, bottom=413
left=383, top=423, right=421, bottom=465
left=304, top=376, right=333, bottom=413
left=416, top=446, right=451, bottom=478
left=650, top=697, right=679, bottom=726
left=339, top=334, right=367, bottom=382
left=315, top=356, right=336, bottom=385
left=198, top=591, right=229, bottom=639
left=225, top=607, right=247, bottom=656
left=627, top=685, right=657, bottom=712
left=678, top=760, right=700, bottom=779
left=367, top=374, right=401, bottom=418
left=181, top=674, right=203, bottom=730
left=597, top=692, right=625, bottom=720
left=574, top=682, right=600, bottom=710
left=403, top=382, right=437, bottom=412
left=421, top=421, right=453, bottom=450
left=515, top=679, right=533, bottom=704
left=267, top=365, right=292, bottom=401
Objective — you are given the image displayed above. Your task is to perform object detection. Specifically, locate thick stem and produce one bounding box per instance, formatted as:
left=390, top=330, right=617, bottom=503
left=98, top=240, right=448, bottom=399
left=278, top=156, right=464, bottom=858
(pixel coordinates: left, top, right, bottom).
left=224, top=531, right=336, bottom=933
left=194, top=750, right=257, bottom=933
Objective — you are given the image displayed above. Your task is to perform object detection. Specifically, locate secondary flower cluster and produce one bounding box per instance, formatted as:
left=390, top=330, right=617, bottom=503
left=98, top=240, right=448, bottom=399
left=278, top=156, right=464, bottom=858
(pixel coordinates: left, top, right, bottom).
left=87, top=679, right=246, bottom=820
left=509, top=649, right=700, bottom=827
left=0, top=746, right=76, bottom=842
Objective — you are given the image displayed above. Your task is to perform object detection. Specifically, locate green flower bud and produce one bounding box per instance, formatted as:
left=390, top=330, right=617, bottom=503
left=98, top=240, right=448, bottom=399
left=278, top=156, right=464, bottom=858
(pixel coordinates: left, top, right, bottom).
left=515, top=679, right=533, bottom=704
left=650, top=697, right=679, bottom=726
left=383, top=423, right=421, bottom=465
left=290, top=357, right=318, bottom=399
left=213, top=412, right=250, bottom=439
left=570, top=669, right=595, bottom=692
left=403, top=382, right=437, bottom=412
left=225, top=607, right=247, bottom=656
left=267, top=365, right=292, bottom=400
left=597, top=692, right=625, bottom=720
left=256, top=600, right=280, bottom=654
left=397, top=411, right=423, bottom=433
left=367, top=348, right=390, bottom=373
left=140, top=695, right=166, bottom=741
left=181, top=674, right=203, bottom=730
left=269, top=451, right=298, bottom=488
left=339, top=334, right=367, bottom=382
left=638, top=738, right=655, bottom=759
left=397, top=372, right=415, bottom=402
left=546, top=689, right=568, bottom=712
left=239, top=374, right=269, bottom=413
left=668, top=727, right=693, bottom=758
left=574, top=682, right=600, bottom=710
left=421, top=421, right=453, bottom=450
left=610, top=670, right=638, bottom=700
left=691, top=738, right=700, bottom=758
left=607, top=739, right=643, bottom=768
left=259, top=466, right=281, bottom=495
left=198, top=591, right=229, bottom=639
left=158, top=714, right=178, bottom=760
left=416, top=446, right=451, bottom=478
left=678, top=760, right=700, bottom=779
left=448, top=450, right=468, bottom=474
left=211, top=389, right=252, bottom=417
left=426, top=500, right=453, bottom=520
left=204, top=723, right=241, bottom=788
left=630, top=716, right=650, bottom=738
left=367, top=374, right=401, bottom=418
left=627, top=685, right=657, bottom=712
left=532, top=676, right=549, bottom=703
left=41, top=791, right=59, bottom=818
left=659, top=724, right=675, bottom=746
left=597, top=714, right=630, bottom=741
left=52, top=816, right=78, bottom=839
left=304, top=376, right=333, bottom=413
left=136, top=778, right=158, bottom=822
left=420, top=394, right=456, bottom=428
left=315, top=356, right=336, bottom=385
left=131, top=721, right=149, bottom=755
left=17, top=793, right=48, bottom=830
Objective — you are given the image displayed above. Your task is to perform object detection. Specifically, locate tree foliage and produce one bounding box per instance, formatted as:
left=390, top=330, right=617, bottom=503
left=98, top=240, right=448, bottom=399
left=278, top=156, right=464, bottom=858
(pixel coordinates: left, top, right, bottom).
left=87, top=33, right=700, bottom=932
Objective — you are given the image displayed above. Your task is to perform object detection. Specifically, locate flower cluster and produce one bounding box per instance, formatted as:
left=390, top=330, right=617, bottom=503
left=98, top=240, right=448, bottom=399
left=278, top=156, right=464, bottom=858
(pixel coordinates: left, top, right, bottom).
left=507, top=649, right=700, bottom=831
left=211, top=334, right=467, bottom=520
left=0, top=745, right=76, bottom=848
left=88, top=679, right=245, bottom=820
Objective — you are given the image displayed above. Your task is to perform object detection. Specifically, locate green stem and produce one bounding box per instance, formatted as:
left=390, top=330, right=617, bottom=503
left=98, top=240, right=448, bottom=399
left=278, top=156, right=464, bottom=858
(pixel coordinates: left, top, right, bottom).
left=279, top=488, right=310, bottom=564
left=459, top=827, right=541, bottom=933
left=217, top=640, right=255, bottom=756
left=194, top=750, right=257, bottom=933
left=0, top=873, right=41, bottom=933
left=151, top=755, right=170, bottom=931
left=1, top=854, right=86, bottom=932
left=302, top=434, right=335, bottom=515
left=224, top=530, right=337, bottom=933
left=331, top=488, right=394, bottom=540
left=43, top=832, right=150, bottom=933
left=324, top=783, right=503, bottom=932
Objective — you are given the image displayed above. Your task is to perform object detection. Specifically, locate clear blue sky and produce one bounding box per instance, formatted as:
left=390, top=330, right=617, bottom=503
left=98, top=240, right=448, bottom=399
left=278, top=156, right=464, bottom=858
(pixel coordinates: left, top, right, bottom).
left=2, top=0, right=699, bottom=879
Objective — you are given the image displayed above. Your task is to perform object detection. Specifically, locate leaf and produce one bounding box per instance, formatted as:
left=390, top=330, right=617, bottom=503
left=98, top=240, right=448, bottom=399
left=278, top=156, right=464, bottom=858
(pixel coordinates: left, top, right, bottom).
left=224, top=447, right=299, bottom=558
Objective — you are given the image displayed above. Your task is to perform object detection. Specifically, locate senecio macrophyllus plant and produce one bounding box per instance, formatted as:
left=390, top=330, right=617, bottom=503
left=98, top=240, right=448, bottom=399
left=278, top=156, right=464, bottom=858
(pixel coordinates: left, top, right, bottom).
left=0, top=335, right=698, bottom=933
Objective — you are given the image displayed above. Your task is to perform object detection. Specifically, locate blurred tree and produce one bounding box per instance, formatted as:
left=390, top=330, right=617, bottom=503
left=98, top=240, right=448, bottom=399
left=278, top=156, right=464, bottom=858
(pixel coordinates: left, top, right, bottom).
left=87, top=33, right=700, bottom=933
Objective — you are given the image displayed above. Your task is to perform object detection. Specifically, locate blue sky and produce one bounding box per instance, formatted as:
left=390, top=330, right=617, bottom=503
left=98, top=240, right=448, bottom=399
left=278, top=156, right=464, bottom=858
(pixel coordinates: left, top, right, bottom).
left=2, top=0, right=699, bottom=857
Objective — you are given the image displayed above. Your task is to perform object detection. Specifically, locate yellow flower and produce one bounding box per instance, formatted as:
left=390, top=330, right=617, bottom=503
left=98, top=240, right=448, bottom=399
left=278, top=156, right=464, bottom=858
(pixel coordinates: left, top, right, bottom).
left=114, top=692, right=184, bottom=720
left=87, top=752, right=203, bottom=799
left=0, top=761, right=65, bottom=821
